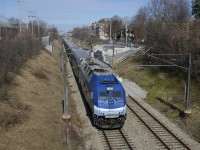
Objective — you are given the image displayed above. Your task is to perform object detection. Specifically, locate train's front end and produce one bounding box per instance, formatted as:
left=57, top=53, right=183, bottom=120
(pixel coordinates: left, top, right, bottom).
left=91, top=74, right=127, bottom=129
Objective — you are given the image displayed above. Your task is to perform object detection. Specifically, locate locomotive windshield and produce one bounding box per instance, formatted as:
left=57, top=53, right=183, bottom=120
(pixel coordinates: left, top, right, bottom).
left=98, top=91, right=109, bottom=100
left=98, top=90, right=122, bottom=100
left=112, top=90, right=122, bottom=100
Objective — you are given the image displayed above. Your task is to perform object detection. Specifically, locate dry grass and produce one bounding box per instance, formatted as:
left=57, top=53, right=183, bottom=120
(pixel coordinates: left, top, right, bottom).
left=32, top=67, right=49, bottom=80
left=67, top=90, right=85, bottom=149
left=0, top=86, right=10, bottom=102
left=0, top=41, right=65, bottom=150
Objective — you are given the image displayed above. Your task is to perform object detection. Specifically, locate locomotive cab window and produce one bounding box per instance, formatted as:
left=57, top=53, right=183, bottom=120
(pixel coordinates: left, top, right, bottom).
left=112, top=91, right=122, bottom=100
left=98, top=91, right=109, bottom=100
left=98, top=90, right=122, bottom=101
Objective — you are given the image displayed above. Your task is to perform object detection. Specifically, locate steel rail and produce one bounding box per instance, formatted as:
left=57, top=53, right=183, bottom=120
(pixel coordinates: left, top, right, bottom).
left=119, top=129, right=134, bottom=150
left=126, top=101, right=170, bottom=149
left=127, top=95, right=191, bottom=150
left=102, top=130, right=112, bottom=150
left=100, top=129, right=134, bottom=150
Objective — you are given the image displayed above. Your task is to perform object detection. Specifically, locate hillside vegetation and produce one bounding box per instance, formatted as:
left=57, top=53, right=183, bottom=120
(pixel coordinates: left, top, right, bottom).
left=117, top=56, right=200, bottom=142
left=0, top=41, right=65, bottom=149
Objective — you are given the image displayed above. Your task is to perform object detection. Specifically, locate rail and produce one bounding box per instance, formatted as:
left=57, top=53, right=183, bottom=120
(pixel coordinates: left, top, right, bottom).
left=98, top=129, right=135, bottom=150
left=127, top=95, right=191, bottom=150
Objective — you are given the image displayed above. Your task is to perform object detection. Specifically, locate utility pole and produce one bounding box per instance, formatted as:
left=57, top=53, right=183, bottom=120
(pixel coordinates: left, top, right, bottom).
left=27, top=12, right=29, bottom=32
left=31, top=17, right=34, bottom=36
left=63, top=58, right=68, bottom=117
left=125, top=17, right=128, bottom=46
left=15, top=0, right=23, bottom=35
left=147, top=53, right=192, bottom=115
left=110, top=20, right=112, bottom=43
left=91, top=34, right=94, bottom=52
left=1, top=0, right=5, bottom=15
left=37, top=17, right=40, bottom=37
left=184, top=53, right=192, bottom=114
left=28, top=12, right=36, bottom=36
left=61, top=42, right=70, bottom=119
left=61, top=43, right=71, bottom=149
left=112, top=39, right=115, bottom=68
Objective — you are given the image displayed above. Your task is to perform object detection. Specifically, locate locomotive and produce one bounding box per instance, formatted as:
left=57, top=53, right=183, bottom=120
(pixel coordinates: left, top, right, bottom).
left=63, top=39, right=127, bottom=128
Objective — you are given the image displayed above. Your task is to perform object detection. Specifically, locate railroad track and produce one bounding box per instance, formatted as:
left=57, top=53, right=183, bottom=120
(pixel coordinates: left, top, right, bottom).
left=98, top=129, right=135, bottom=150
left=127, top=95, right=191, bottom=150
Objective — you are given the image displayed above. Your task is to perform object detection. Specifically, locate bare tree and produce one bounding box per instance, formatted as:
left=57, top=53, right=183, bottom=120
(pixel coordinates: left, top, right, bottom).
left=38, top=20, right=48, bottom=37
left=111, top=15, right=121, bottom=21
left=72, top=26, right=90, bottom=40
left=148, top=0, right=190, bottom=23
left=130, top=6, right=149, bottom=41
left=192, top=0, right=200, bottom=19
left=8, top=17, right=20, bottom=26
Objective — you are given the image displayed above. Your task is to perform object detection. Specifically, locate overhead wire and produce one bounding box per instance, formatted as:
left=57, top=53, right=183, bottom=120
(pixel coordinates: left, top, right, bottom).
left=116, top=49, right=200, bottom=112
left=145, top=53, right=188, bottom=70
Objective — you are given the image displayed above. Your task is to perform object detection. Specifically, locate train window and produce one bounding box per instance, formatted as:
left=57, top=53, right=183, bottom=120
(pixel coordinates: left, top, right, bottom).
left=98, top=91, right=109, bottom=100
left=112, top=91, right=122, bottom=100
left=94, top=68, right=108, bottom=73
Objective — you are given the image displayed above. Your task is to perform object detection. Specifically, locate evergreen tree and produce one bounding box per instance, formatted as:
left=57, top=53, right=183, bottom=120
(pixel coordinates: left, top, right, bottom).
left=192, top=0, right=200, bottom=19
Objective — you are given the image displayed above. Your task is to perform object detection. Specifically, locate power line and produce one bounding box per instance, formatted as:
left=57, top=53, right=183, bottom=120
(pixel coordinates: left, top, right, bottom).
left=14, top=0, right=24, bottom=34
left=0, top=15, right=9, bottom=21
left=146, top=53, right=188, bottom=70
left=1, top=0, right=5, bottom=15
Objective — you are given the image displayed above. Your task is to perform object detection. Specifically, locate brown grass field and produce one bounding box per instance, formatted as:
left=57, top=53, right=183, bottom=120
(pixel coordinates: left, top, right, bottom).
left=0, top=41, right=67, bottom=149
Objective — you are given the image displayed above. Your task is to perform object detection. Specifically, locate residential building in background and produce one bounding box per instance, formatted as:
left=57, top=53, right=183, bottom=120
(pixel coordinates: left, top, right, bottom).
left=91, top=19, right=109, bottom=40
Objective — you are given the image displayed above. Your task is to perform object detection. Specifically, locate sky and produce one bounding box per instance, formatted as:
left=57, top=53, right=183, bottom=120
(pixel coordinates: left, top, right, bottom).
left=0, top=0, right=150, bottom=32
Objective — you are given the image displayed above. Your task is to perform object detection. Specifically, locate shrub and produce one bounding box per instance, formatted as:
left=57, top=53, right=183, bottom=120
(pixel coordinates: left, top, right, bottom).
left=0, top=31, right=43, bottom=85
left=32, top=68, right=49, bottom=80
left=0, top=86, right=10, bottom=102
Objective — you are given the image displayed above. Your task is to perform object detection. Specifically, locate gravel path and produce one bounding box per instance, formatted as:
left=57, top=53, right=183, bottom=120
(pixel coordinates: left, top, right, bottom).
left=67, top=60, right=104, bottom=150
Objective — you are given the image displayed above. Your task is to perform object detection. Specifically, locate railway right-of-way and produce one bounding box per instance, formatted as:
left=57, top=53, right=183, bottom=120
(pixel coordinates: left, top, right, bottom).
left=127, top=95, right=192, bottom=150
left=65, top=41, right=200, bottom=150
left=98, top=129, right=135, bottom=150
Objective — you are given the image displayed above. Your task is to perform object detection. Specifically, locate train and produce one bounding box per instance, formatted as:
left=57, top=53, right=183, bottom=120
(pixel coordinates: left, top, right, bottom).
left=63, top=39, right=127, bottom=129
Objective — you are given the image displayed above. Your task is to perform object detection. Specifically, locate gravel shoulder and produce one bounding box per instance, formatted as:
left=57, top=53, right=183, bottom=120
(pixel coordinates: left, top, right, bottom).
left=67, top=58, right=104, bottom=150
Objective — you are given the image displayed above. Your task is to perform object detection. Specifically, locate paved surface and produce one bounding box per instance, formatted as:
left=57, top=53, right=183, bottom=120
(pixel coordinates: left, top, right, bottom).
left=122, top=79, right=148, bottom=99
left=93, top=44, right=142, bottom=66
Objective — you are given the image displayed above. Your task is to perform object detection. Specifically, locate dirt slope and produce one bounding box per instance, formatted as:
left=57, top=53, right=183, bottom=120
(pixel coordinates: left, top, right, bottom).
left=0, top=42, right=65, bottom=149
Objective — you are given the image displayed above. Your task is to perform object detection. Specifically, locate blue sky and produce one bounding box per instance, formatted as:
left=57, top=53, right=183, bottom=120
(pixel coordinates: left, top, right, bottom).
left=0, top=0, right=150, bottom=31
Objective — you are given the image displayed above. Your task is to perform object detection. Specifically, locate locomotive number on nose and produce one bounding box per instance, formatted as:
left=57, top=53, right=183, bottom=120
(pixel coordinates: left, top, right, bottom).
left=108, top=101, right=114, bottom=105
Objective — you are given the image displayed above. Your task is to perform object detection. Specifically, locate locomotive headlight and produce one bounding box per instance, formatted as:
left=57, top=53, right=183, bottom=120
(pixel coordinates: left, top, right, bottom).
left=98, top=100, right=103, bottom=103
left=107, top=87, right=113, bottom=90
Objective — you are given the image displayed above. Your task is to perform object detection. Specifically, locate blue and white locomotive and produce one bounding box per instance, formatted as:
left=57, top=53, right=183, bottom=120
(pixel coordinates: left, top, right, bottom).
left=64, top=40, right=127, bottom=128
